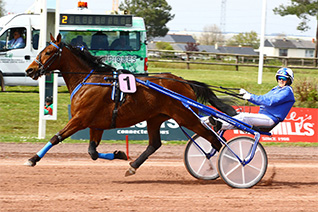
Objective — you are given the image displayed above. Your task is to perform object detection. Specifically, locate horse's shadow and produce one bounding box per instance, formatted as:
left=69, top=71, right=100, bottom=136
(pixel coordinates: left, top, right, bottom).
left=113, top=179, right=225, bottom=185
left=113, top=179, right=317, bottom=188
left=256, top=180, right=318, bottom=189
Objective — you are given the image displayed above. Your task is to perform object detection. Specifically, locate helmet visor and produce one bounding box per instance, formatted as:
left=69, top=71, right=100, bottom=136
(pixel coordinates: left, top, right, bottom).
left=278, top=76, right=288, bottom=81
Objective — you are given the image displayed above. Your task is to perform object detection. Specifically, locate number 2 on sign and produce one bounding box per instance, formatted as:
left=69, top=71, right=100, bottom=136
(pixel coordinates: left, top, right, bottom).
left=118, top=74, right=137, bottom=93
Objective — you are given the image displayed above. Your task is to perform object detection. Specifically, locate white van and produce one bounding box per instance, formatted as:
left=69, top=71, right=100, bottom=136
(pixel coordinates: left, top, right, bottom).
left=0, top=13, right=42, bottom=91
left=0, top=3, right=148, bottom=92
left=0, top=11, right=66, bottom=91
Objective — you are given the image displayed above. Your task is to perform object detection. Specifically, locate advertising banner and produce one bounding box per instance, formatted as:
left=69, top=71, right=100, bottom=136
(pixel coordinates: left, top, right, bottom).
left=224, top=106, right=317, bottom=143
left=69, top=106, right=317, bottom=142
left=69, top=105, right=192, bottom=140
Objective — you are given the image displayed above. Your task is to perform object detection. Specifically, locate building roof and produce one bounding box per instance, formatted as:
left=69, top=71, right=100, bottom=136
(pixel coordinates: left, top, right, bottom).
left=152, top=34, right=196, bottom=43
left=148, top=42, right=256, bottom=55
left=265, top=38, right=315, bottom=49
left=197, top=45, right=220, bottom=53
left=218, top=46, right=258, bottom=55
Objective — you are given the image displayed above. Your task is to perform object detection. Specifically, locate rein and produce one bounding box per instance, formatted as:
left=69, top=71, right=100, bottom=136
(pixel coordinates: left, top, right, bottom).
left=39, top=42, right=242, bottom=100
left=55, top=67, right=243, bottom=100
left=133, top=75, right=243, bottom=100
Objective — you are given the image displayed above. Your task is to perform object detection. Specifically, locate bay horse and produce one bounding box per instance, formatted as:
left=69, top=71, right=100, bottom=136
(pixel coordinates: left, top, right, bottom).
left=25, top=34, right=237, bottom=176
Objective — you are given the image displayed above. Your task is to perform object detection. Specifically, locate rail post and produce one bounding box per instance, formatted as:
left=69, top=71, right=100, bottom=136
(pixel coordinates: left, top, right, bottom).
left=186, top=52, right=190, bottom=69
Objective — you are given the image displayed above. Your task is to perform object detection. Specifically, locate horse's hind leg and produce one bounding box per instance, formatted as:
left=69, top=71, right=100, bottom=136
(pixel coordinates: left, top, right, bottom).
left=88, top=128, right=127, bottom=161
left=125, top=115, right=168, bottom=176
left=88, top=128, right=103, bottom=160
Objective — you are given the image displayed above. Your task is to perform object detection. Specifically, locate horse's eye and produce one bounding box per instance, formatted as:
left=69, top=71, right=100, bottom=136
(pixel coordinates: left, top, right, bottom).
left=45, top=51, right=52, bottom=55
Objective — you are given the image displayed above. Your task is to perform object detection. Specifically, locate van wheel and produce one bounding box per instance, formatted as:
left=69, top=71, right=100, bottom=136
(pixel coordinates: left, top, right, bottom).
left=0, top=72, right=5, bottom=92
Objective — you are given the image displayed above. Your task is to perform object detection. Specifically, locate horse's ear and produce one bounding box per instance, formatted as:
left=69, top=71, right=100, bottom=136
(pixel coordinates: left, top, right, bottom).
left=50, top=33, right=56, bottom=42
left=56, top=33, right=62, bottom=44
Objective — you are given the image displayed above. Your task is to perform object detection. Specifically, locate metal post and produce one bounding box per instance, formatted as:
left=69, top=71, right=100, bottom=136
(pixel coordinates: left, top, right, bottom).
left=38, top=0, right=47, bottom=139
left=258, top=0, right=267, bottom=84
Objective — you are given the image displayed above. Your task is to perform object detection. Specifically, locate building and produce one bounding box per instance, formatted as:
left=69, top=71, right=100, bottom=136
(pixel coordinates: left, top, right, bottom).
left=150, top=33, right=257, bottom=56
left=263, top=38, right=315, bottom=57
left=152, top=33, right=196, bottom=44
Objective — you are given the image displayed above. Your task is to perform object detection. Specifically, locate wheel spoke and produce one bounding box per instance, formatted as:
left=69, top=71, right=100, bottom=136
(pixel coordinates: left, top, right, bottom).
left=241, top=166, right=245, bottom=184
left=223, top=152, right=238, bottom=162
left=246, top=163, right=262, bottom=172
left=224, top=163, right=241, bottom=177
left=196, top=158, right=207, bottom=174
left=239, top=140, right=244, bottom=159
left=189, top=154, right=206, bottom=158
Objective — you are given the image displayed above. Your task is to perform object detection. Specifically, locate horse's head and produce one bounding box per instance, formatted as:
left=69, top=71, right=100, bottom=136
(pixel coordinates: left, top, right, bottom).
left=26, top=33, right=63, bottom=80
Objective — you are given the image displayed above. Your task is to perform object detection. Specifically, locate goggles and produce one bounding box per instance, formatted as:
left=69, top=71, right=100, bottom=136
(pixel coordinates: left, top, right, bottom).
left=278, top=76, right=288, bottom=81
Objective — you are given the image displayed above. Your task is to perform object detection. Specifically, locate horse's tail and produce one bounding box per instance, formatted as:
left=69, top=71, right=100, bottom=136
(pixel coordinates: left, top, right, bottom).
left=187, top=80, right=237, bottom=116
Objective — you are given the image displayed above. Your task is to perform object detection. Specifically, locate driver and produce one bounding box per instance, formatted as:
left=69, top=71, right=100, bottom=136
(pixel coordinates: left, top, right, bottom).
left=207, top=67, right=296, bottom=131
left=8, top=30, right=25, bottom=49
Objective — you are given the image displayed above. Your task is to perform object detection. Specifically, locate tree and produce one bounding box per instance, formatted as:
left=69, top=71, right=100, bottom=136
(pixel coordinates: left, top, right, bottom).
left=156, top=42, right=173, bottom=50
left=227, top=31, right=260, bottom=49
left=273, top=0, right=318, bottom=64
left=185, top=42, right=199, bottom=51
left=0, top=0, right=6, bottom=17
left=119, top=0, right=174, bottom=40
left=199, top=24, right=224, bottom=45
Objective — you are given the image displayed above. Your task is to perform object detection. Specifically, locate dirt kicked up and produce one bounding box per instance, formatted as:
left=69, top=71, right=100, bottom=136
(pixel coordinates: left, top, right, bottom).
left=0, top=143, right=317, bottom=212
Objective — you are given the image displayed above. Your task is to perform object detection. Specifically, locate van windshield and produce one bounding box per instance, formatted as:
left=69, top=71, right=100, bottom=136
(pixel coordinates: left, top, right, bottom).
left=60, top=31, right=140, bottom=51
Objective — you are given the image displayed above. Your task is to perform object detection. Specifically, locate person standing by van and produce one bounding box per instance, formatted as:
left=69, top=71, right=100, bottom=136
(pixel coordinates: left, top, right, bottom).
left=44, top=96, right=53, bottom=116
left=8, top=30, right=25, bottom=49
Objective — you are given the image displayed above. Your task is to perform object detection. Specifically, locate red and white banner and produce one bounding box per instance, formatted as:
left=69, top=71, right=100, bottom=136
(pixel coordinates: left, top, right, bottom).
left=224, top=107, right=318, bottom=143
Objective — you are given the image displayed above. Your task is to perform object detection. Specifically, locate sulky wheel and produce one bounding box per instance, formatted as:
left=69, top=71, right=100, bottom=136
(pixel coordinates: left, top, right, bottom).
left=184, top=134, right=219, bottom=180
left=217, top=136, right=268, bottom=188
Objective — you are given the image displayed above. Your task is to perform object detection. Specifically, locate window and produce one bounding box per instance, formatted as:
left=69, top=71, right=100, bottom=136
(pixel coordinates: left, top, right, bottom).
left=60, top=31, right=141, bottom=51
left=32, top=29, right=40, bottom=50
left=0, top=27, right=26, bottom=51
left=279, top=49, right=288, bottom=56
left=305, top=50, right=314, bottom=58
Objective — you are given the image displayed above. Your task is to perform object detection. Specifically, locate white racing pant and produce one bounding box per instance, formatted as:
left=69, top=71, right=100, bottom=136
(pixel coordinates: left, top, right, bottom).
left=220, top=112, right=275, bottom=130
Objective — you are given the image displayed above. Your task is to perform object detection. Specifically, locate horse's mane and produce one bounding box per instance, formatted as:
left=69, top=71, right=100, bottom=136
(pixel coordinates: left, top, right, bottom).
left=65, top=43, right=116, bottom=73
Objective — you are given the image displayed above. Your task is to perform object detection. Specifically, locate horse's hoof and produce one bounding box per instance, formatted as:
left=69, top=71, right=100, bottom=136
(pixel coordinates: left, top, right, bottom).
left=88, top=141, right=99, bottom=160
left=24, top=160, right=36, bottom=167
left=114, top=150, right=128, bottom=160
left=125, top=166, right=136, bottom=177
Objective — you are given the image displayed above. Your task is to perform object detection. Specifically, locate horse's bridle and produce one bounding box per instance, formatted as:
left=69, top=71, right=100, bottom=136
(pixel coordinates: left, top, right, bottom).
left=34, top=41, right=63, bottom=75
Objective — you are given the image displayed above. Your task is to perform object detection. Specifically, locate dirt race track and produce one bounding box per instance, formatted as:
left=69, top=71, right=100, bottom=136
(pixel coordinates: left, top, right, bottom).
left=0, top=143, right=317, bottom=212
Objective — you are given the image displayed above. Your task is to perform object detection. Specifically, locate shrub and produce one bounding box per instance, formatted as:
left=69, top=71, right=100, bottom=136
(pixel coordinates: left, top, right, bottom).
left=293, top=77, right=318, bottom=108
left=156, top=42, right=173, bottom=50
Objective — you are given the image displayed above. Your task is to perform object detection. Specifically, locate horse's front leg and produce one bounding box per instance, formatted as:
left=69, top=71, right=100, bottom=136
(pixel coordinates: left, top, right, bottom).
left=24, top=132, right=63, bottom=166
left=125, top=116, right=168, bottom=176
left=24, top=116, right=86, bottom=167
left=88, top=128, right=128, bottom=161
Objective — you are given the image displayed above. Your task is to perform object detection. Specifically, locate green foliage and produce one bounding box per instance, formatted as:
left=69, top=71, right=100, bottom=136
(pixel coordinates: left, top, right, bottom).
left=0, top=0, right=6, bottom=17
left=156, top=41, right=173, bottom=50
left=273, top=0, right=318, bottom=59
left=119, top=0, right=174, bottom=39
left=227, top=31, right=260, bottom=49
left=293, top=77, right=318, bottom=108
left=273, top=0, right=318, bottom=32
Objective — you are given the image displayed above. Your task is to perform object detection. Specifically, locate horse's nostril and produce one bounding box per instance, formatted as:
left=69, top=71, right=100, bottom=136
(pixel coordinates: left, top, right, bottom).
left=26, top=68, right=33, bottom=75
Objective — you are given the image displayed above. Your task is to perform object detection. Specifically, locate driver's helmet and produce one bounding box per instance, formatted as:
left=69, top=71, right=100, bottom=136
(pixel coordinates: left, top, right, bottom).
left=45, top=96, right=53, bottom=104
left=275, top=67, right=294, bottom=85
